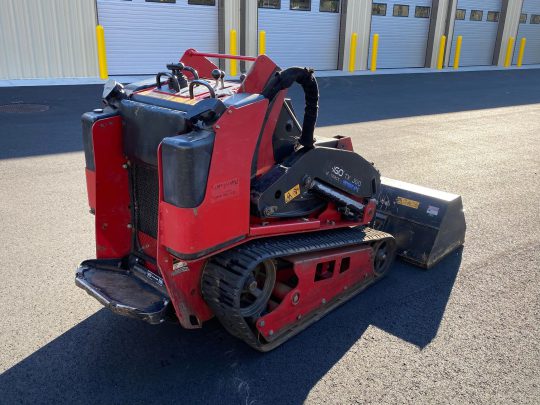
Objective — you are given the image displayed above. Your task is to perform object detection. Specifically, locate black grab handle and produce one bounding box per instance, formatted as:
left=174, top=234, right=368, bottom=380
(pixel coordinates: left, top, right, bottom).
left=262, top=67, right=319, bottom=149
left=156, top=72, right=180, bottom=92
left=189, top=80, right=216, bottom=99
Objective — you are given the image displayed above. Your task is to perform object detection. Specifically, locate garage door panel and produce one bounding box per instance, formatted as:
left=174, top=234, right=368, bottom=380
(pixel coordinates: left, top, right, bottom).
left=513, top=0, right=540, bottom=65
left=258, top=0, right=341, bottom=70
left=97, top=0, right=218, bottom=75
left=449, top=0, right=502, bottom=67
left=368, top=0, right=433, bottom=69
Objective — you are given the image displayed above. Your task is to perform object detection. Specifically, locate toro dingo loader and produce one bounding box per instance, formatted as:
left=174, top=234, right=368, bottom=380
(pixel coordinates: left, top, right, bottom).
left=76, top=50, right=465, bottom=351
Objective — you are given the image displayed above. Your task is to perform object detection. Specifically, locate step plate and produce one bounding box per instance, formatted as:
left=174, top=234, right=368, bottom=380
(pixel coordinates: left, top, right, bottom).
left=75, top=259, right=170, bottom=324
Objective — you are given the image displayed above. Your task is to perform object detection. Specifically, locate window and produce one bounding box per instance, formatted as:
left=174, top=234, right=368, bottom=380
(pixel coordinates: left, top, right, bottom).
left=470, top=10, right=483, bottom=21
left=393, top=4, right=409, bottom=17
left=290, top=0, right=310, bottom=11
left=487, top=11, right=499, bottom=22
left=372, top=3, right=387, bottom=16
left=415, top=6, right=430, bottom=18
left=258, top=0, right=280, bottom=8
left=531, top=15, right=540, bottom=24
left=188, top=0, right=214, bottom=4
left=146, top=0, right=175, bottom=3
left=520, top=13, right=527, bottom=23
left=455, top=9, right=465, bottom=20
left=320, top=0, right=340, bottom=13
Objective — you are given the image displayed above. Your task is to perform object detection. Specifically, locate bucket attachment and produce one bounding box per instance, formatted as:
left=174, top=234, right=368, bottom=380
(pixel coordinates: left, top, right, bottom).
left=373, top=177, right=466, bottom=269
left=75, top=259, right=170, bottom=324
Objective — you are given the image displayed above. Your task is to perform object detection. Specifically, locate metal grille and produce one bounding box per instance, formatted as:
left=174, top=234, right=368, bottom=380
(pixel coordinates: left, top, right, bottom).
left=132, top=163, right=159, bottom=238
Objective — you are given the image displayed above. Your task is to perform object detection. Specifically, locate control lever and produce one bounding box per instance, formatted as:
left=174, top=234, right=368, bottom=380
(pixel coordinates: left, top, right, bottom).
left=166, top=62, right=188, bottom=89
left=167, top=62, right=199, bottom=81
left=166, top=62, right=184, bottom=72
left=211, top=69, right=226, bottom=90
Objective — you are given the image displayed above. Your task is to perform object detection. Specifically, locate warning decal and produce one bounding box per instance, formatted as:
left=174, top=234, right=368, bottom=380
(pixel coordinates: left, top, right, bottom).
left=284, top=184, right=301, bottom=203
left=427, top=205, right=440, bottom=216
left=396, top=196, right=420, bottom=209
left=136, top=89, right=200, bottom=105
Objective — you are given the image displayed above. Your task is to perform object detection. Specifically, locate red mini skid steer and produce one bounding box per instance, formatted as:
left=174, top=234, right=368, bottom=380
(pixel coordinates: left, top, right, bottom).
left=77, top=50, right=465, bottom=351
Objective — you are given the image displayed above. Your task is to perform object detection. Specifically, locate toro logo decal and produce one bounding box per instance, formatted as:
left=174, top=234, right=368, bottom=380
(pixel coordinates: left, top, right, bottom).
left=284, top=184, right=301, bottom=203
left=211, top=178, right=240, bottom=202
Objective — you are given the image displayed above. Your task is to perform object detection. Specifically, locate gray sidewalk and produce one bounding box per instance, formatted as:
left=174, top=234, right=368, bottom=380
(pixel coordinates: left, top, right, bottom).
left=1, top=63, right=539, bottom=87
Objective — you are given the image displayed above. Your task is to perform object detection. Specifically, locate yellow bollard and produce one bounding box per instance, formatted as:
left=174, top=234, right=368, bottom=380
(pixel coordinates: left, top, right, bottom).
left=259, top=30, right=266, bottom=56
left=230, top=29, right=237, bottom=76
left=517, top=37, right=527, bottom=67
left=437, top=35, right=447, bottom=70
left=370, top=34, right=379, bottom=72
left=349, top=32, right=358, bottom=72
left=453, top=35, right=462, bottom=69
left=96, top=25, right=108, bottom=79
left=504, top=36, right=515, bottom=67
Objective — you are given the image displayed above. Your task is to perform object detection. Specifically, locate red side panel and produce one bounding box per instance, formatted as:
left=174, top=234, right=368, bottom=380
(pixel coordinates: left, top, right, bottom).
left=159, top=98, right=269, bottom=257
left=256, top=245, right=374, bottom=339
left=249, top=218, right=321, bottom=237
left=85, top=168, right=96, bottom=211
left=156, top=248, right=214, bottom=328
left=92, top=116, right=131, bottom=259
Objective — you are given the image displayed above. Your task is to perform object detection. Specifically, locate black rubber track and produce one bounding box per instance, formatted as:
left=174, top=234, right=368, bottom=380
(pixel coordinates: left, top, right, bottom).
left=202, top=226, right=395, bottom=351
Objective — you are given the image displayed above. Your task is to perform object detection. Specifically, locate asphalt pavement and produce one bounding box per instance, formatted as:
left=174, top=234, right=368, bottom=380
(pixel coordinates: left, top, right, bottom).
left=0, top=69, right=539, bottom=404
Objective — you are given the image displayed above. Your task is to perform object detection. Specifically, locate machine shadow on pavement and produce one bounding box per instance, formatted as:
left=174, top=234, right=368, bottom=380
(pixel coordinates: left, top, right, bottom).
left=0, top=250, right=462, bottom=404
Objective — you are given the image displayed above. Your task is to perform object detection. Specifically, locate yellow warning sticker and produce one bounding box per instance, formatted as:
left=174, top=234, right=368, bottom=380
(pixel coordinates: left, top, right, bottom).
left=396, top=196, right=420, bottom=209
left=136, top=89, right=200, bottom=105
left=284, top=184, right=301, bottom=203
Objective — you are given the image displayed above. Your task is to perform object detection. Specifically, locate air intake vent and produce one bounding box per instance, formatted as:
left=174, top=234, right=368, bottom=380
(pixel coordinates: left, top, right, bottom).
left=132, top=163, right=159, bottom=238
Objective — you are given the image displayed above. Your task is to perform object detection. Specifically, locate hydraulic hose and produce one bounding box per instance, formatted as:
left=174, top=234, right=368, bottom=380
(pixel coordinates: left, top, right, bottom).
left=262, top=67, right=319, bottom=149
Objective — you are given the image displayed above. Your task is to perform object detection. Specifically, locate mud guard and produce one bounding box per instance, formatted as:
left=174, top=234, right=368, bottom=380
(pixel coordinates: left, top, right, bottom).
left=373, top=177, right=466, bottom=269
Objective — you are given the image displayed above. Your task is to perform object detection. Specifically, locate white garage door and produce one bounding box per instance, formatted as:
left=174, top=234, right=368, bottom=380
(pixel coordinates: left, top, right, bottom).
left=368, top=0, right=433, bottom=69
left=97, top=0, right=218, bottom=75
left=513, top=0, right=540, bottom=65
left=258, top=0, right=342, bottom=70
left=449, top=0, right=502, bottom=67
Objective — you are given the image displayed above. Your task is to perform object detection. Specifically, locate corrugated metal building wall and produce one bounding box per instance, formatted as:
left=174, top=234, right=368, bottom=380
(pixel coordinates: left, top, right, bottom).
left=0, top=0, right=99, bottom=80
left=97, top=0, right=219, bottom=75
left=257, top=0, right=342, bottom=70
left=368, top=0, right=434, bottom=69
left=448, top=0, right=503, bottom=67
left=0, top=0, right=535, bottom=80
